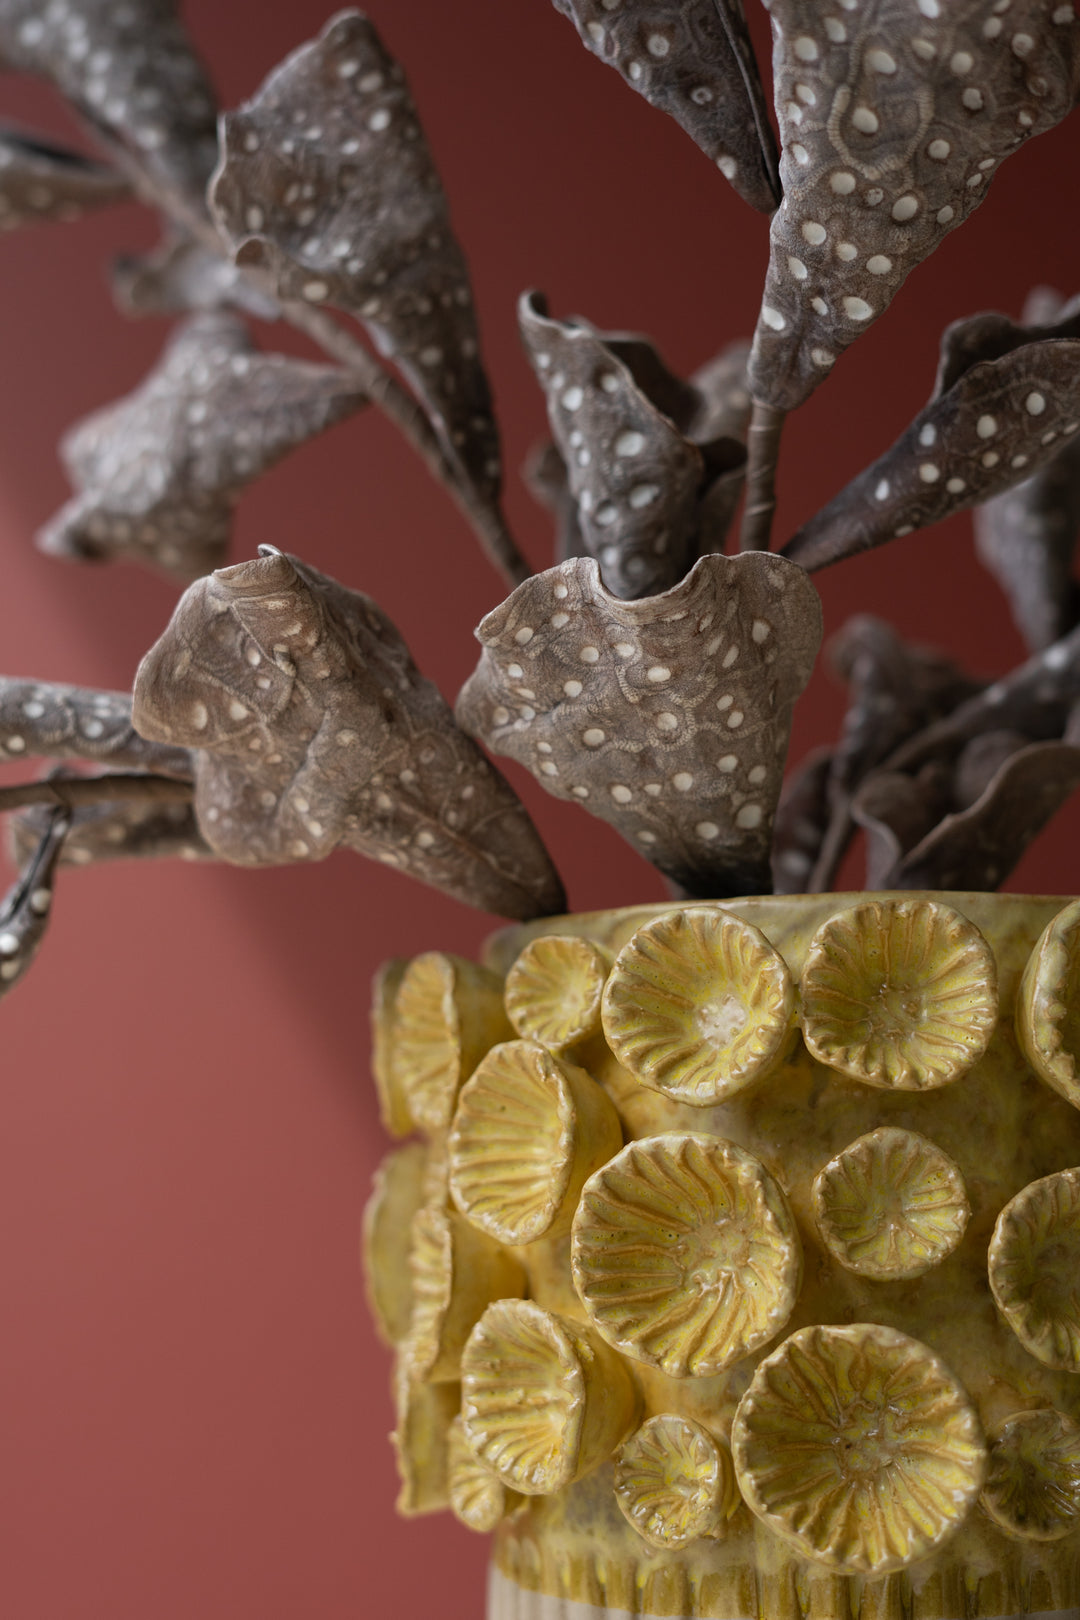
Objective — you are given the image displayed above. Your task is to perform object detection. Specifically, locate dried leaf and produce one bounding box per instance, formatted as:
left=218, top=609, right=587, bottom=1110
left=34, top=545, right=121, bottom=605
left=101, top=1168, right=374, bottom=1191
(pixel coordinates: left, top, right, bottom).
left=0, top=806, right=68, bottom=1002
left=9, top=792, right=209, bottom=869
left=884, top=740, right=1080, bottom=890
left=771, top=744, right=832, bottom=893
left=971, top=292, right=1080, bottom=651
left=112, top=233, right=280, bottom=320
left=850, top=764, right=953, bottom=888
left=0, top=126, right=130, bottom=230
left=784, top=339, right=1080, bottom=572
left=524, top=441, right=587, bottom=566
left=689, top=339, right=753, bottom=444
left=0, top=0, right=218, bottom=199
left=524, top=334, right=751, bottom=574
left=209, top=10, right=501, bottom=516
left=0, top=678, right=191, bottom=777
left=131, top=549, right=565, bottom=920
left=520, top=294, right=746, bottom=598
left=885, top=623, right=1080, bottom=776
left=550, top=0, right=780, bottom=214
left=826, top=616, right=983, bottom=800
left=39, top=311, right=367, bottom=583
left=748, top=2, right=1080, bottom=411
left=456, top=552, right=822, bottom=898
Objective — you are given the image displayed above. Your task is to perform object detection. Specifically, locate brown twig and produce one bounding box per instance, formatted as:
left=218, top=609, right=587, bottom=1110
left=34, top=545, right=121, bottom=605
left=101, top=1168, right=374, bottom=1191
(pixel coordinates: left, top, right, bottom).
left=85, top=126, right=530, bottom=587
left=0, top=775, right=193, bottom=815
left=807, top=799, right=854, bottom=893
left=739, top=399, right=786, bottom=552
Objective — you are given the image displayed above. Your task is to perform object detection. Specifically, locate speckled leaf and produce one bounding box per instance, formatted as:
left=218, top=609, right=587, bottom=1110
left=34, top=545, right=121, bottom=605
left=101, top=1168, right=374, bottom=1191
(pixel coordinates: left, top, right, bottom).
left=0, top=127, right=130, bottom=230
left=131, top=549, right=565, bottom=920
left=0, top=0, right=218, bottom=199
left=551, top=0, right=780, bottom=213
left=0, top=678, right=191, bottom=777
left=209, top=10, right=501, bottom=516
left=972, top=290, right=1080, bottom=651
left=771, top=744, right=832, bottom=893
left=112, top=233, right=279, bottom=319
left=748, top=1, right=1080, bottom=411
left=826, top=616, right=983, bottom=798
left=455, top=552, right=822, bottom=897
left=520, top=294, right=747, bottom=598
left=784, top=339, right=1080, bottom=571
left=9, top=791, right=210, bottom=869
left=850, top=764, right=953, bottom=887
left=39, top=311, right=367, bottom=583
left=0, top=806, right=68, bottom=1002
left=885, top=623, right=1080, bottom=776
left=885, top=739, right=1080, bottom=890
left=933, top=290, right=1080, bottom=397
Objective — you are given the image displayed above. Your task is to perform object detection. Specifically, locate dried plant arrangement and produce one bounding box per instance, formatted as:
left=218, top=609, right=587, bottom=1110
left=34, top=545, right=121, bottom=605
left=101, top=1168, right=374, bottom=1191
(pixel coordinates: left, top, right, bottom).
left=3, top=0, right=1080, bottom=1616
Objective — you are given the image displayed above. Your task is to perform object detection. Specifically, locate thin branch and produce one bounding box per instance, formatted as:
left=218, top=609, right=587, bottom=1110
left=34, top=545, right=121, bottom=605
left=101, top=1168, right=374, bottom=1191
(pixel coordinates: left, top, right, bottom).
left=807, top=800, right=854, bottom=893
left=85, top=125, right=530, bottom=587
left=0, top=775, right=193, bottom=815
left=739, top=399, right=786, bottom=552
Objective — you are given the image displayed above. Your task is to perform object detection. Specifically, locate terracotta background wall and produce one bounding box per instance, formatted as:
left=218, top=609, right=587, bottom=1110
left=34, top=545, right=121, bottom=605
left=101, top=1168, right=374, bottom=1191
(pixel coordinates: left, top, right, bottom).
left=0, top=4, right=1077, bottom=1616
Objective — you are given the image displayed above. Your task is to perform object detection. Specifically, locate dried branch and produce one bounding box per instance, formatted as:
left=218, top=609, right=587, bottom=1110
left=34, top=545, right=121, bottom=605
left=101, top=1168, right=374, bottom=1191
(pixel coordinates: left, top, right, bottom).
left=9, top=792, right=209, bottom=868
left=550, top=0, right=780, bottom=214
left=131, top=548, right=564, bottom=920
left=0, top=774, right=192, bottom=815
left=456, top=552, right=822, bottom=898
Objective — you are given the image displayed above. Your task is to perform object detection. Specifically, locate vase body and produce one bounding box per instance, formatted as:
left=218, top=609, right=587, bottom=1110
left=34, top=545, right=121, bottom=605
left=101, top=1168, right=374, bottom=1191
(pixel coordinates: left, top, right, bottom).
left=367, top=893, right=1080, bottom=1620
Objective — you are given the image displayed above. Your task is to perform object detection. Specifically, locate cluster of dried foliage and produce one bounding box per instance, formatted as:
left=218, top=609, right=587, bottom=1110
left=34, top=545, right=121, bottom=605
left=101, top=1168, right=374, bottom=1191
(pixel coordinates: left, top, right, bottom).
left=0, top=0, right=1078, bottom=1003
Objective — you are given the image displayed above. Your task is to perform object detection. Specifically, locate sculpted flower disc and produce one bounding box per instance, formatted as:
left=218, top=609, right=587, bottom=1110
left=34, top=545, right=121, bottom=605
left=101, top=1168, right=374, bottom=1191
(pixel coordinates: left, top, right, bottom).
left=981, top=1409, right=1080, bottom=1543
left=447, top=1416, right=521, bottom=1534
left=1018, top=899, right=1080, bottom=1111
left=601, top=909, right=795, bottom=1105
left=732, top=1323, right=987, bottom=1575
left=448, top=1039, right=622, bottom=1245
left=504, top=934, right=611, bottom=1051
left=614, top=1413, right=737, bottom=1552
left=392, top=953, right=512, bottom=1133
left=461, top=1299, right=639, bottom=1496
left=812, top=1127, right=970, bottom=1281
left=571, top=1133, right=802, bottom=1378
left=800, top=900, right=998, bottom=1090
left=989, top=1168, right=1080, bottom=1372
left=403, top=1205, right=527, bottom=1383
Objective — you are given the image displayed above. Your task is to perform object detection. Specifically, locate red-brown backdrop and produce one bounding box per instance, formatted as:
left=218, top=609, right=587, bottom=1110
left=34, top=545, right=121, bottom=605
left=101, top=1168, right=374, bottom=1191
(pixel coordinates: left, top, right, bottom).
left=0, top=4, right=1077, bottom=1616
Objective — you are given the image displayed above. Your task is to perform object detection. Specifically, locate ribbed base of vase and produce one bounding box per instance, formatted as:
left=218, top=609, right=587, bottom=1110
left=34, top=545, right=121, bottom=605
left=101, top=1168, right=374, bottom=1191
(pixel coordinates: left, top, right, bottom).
left=488, top=1568, right=1080, bottom=1620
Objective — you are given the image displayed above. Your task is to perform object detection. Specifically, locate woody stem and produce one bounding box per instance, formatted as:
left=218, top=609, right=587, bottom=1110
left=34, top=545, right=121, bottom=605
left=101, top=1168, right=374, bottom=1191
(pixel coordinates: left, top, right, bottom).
left=739, top=399, right=786, bottom=552
left=0, top=775, right=194, bottom=815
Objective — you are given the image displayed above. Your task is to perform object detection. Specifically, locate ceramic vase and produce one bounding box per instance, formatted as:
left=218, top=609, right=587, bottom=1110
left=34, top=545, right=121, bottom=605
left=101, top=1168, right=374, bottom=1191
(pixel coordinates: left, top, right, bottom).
left=364, top=892, right=1080, bottom=1620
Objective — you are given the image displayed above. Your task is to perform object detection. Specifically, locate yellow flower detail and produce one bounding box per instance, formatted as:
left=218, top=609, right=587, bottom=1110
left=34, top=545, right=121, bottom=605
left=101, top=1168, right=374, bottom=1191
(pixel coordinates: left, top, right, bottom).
left=370, top=958, right=416, bottom=1137
left=504, top=933, right=612, bottom=1050
left=1018, top=899, right=1080, bottom=1111
left=601, top=908, right=794, bottom=1105
left=571, top=1133, right=802, bottom=1378
left=989, top=1168, right=1080, bottom=1371
left=732, top=1323, right=986, bottom=1575
left=362, top=1140, right=428, bottom=1347
left=981, top=1409, right=1080, bottom=1542
left=448, top=1039, right=622, bottom=1245
left=800, top=899, right=997, bottom=1090
left=447, top=1415, right=522, bottom=1533
left=461, top=1299, right=639, bottom=1495
left=404, top=1205, right=527, bottom=1383
left=392, top=952, right=512, bottom=1133
left=391, top=1357, right=460, bottom=1518
left=614, top=1413, right=738, bottom=1551
left=812, top=1127, right=970, bottom=1280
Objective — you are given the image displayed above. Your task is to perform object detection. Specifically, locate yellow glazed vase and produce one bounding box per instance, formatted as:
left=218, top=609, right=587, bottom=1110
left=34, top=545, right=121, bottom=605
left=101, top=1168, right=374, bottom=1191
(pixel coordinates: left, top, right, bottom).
left=364, top=892, right=1080, bottom=1620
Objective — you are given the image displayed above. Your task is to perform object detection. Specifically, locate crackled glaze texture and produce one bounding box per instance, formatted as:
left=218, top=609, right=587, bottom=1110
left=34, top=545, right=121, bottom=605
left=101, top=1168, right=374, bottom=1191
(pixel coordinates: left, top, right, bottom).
left=365, top=893, right=1080, bottom=1617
